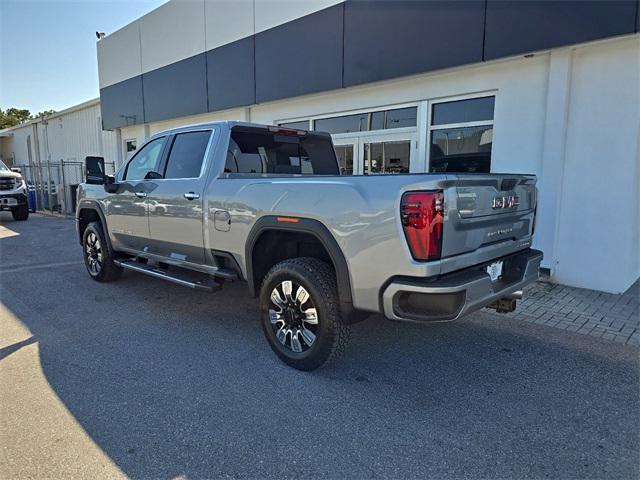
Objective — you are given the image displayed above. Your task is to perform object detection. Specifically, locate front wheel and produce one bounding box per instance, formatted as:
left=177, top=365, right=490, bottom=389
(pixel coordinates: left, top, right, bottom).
left=11, top=204, right=29, bottom=221
left=259, top=258, right=350, bottom=371
left=82, top=222, right=123, bottom=282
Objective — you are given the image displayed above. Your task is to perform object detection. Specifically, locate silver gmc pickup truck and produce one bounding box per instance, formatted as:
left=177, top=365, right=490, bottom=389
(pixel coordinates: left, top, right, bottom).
left=77, top=121, right=542, bottom=370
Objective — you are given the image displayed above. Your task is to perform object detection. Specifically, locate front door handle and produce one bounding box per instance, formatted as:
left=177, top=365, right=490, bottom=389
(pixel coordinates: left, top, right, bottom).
left=184, top=192, right=200, bottom=200
left=134, top=191, right=147, bottom=198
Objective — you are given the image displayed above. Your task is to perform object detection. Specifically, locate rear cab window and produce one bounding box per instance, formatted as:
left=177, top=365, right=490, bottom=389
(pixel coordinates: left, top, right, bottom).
left=224, top=126, right=339, bottom=175
left=163, top=130, right=212, bottom=179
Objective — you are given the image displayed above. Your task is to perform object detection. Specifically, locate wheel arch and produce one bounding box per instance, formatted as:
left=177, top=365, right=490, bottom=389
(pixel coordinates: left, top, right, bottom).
left=246, top=216, right=360, bottom=322
left=76, top=201, right=112, bottom=251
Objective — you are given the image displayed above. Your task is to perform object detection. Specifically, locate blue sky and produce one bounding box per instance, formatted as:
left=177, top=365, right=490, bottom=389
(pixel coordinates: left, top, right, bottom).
left=1, top=0, right=167, bottom=114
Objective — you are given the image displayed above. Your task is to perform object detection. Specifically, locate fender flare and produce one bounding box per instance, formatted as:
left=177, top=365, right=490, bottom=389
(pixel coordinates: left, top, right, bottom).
left=76, top=200, right=113, bottom=253
left=245, top=216, right=356, bottom=319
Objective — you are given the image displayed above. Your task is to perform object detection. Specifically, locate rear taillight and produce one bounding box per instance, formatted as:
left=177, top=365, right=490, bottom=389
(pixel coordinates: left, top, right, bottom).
left=400, top=191, right=444, bottom=261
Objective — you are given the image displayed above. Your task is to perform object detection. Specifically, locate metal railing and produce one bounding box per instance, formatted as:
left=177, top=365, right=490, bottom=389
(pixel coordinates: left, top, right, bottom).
left=13, top=160, right=115, bottom=215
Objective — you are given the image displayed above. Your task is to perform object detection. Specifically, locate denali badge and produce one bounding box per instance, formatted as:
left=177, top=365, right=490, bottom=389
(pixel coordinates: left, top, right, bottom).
left=492, top=195, right=519, bottom=209
left=487, top=227, right=513, bottom=238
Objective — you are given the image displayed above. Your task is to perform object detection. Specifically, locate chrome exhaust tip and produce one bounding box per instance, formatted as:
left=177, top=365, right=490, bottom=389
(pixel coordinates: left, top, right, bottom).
left=506, top=290, right=523, bottom=300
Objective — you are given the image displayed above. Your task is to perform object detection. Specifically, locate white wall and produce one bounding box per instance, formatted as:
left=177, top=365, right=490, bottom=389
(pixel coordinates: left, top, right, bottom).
left=139, top=0, right=206, bottom=74
left=116, top=34, right=639, bottom=293
left=41, top=103, right=118, bottom=165
left=1, top=102, right=118, bottom=168
left=0, top=124, right=33, bottom=165
left=553, top=37, right=640, bottom=292
left=97, top=22, right=142, bottom=89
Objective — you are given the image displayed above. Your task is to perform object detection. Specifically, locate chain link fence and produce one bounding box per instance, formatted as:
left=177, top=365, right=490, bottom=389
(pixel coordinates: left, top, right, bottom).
left=15, top=160, right=115, bottom=215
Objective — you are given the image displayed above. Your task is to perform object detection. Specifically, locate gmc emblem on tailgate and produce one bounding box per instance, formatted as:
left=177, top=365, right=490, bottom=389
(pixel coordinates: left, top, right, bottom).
left=492, top=195, right=519, bottom=209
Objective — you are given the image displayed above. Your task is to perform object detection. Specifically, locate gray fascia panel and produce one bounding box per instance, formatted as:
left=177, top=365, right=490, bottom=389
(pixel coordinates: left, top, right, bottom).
left=484, top=0, right=638, bottom=60
left=142, top=53, right=208, bottom=123
left=100, top=76, right=145, bottom=130
left=255, top=4, right=343, bottom=103
left=207, top=36, right=256, bottom=111
left=343, top=0, right=485, bottom=87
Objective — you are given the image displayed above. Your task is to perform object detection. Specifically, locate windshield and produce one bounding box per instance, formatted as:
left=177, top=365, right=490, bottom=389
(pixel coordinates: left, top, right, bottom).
left=0, top=160, right=8, bottom=171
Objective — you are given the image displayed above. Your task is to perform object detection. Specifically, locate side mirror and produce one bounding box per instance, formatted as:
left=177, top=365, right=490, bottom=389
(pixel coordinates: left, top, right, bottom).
left=104, top=175, right=118, bottom=193
left=144, top=170, right=163, bottom=180
left=85, top=156, right=106, bottom=184
left=10, top=167, right=22, bottom=174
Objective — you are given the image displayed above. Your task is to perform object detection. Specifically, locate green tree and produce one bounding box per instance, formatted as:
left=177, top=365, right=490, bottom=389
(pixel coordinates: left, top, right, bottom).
left=33, top=109, right=56, bottom=119
left=0, top=108, right=32, bottom=129
left=0, top=108, right=57, bottom=129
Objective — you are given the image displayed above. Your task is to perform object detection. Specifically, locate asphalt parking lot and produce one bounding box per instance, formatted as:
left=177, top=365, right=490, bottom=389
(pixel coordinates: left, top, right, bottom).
left=1, top=214, right=639, bottom=479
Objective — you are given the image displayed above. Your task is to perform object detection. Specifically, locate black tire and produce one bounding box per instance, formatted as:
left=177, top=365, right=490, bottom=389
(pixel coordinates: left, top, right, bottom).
left=82, top=221, right=123, bottom=282
left=259, top=257, right=350, bottom=371
left=11, top=204, right=29, bottom=221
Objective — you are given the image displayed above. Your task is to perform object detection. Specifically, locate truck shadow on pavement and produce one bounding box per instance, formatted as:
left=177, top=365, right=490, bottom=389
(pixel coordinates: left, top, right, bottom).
left=1, top=215, right=639, bottom=479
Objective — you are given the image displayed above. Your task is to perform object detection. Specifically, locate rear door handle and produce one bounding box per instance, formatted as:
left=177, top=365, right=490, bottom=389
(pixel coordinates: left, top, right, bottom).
left=134, top=191, right=147, bottom=198
left=184, top=192, right=200, bottom=200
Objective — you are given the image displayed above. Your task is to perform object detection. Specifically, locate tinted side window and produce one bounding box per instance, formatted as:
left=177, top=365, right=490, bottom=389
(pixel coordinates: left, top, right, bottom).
left=124, top=138, right=165, bottom=181
left=164, top=131, right=212, bottom=179
left=431, top=96, right=495, bottom=125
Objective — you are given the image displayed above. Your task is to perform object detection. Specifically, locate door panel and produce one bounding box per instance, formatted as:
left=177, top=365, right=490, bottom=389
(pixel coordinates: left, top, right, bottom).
left=106, top=182, right=151, bottom=251
left=147, top=179, right=206, bottom=263
left=146, top=130, right=213, bottom=265
left=333, top=144, right=355, bottom=175
left=107, top=136, right=166, bottom=252
left=333, top=136, right=361, bottom=174
left=363, top=140, right=411, bottom=174
left=359, top=132, right=416, bottom=174
left=332, top=131, right=416, bottom=175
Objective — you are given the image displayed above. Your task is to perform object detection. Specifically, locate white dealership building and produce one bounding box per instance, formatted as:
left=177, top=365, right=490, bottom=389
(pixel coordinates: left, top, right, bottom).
left=4, top=0, right=640, bottom=294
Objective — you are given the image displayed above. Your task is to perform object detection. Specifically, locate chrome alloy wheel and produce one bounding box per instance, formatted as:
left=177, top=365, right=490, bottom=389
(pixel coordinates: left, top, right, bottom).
left=268, top=280, right=319, bottom=353
left=85, top=232, right=103, bottom=275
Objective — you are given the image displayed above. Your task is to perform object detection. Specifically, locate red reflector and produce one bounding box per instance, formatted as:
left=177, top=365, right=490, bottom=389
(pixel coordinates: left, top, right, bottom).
left=400, top=191, right=444, bottom=261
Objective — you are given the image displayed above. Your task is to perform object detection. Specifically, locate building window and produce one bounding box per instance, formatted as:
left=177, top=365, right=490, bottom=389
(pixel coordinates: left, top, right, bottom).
left=278, top=120, right=311, bottom=130
left=364, top=141, right=410, bottom=174
left=313, top=107, right=417, bottom=134
left=429, top=96, right=494, bottom=173
left=334, top=145, right=354, bottom=175
left=277, top=105, right=418, bottom=175
left=315, top=113, right=370, bottom=134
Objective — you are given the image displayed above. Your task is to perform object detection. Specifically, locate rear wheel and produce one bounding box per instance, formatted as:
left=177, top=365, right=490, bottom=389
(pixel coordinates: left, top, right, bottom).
left=259, top=257, right=350, bottom=371
left=11, top=204, right=29, bottom=221
left=82, top=222, right=122, bottom=282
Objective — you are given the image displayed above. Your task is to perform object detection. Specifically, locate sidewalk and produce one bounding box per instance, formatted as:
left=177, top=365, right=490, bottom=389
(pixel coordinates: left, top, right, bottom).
left=494, top=279, right=639, bottom=346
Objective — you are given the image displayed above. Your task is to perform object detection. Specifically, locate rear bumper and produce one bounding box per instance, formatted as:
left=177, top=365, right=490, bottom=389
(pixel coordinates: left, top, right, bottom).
left=381, top=248, right=543, bottom=322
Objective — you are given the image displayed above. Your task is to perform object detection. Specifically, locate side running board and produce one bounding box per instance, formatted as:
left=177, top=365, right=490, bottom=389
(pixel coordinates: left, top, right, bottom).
left=115, top=260, right=222, bottom=292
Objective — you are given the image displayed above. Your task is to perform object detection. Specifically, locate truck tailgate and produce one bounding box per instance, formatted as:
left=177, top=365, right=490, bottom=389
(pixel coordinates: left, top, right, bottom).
left=441, top=173, right=536, bottom=259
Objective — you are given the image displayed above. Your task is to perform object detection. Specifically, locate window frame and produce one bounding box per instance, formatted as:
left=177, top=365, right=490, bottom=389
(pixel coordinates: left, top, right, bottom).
left=275, top=101, right=419, bottom=135
left=426, top=92, right=496, bottom=173
left=158, top=128, right=215, bottom=181
left=276, top=102, right=420, bottom=175
left=121, top=136, right=167, bottom=182
left=274, top=93, right=497, bottom=174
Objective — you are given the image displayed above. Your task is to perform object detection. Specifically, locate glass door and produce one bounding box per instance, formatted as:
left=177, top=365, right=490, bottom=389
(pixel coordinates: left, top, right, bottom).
left=357, top=131, right=417, bottom=175
left=332, top=137, right=359, bottom=175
